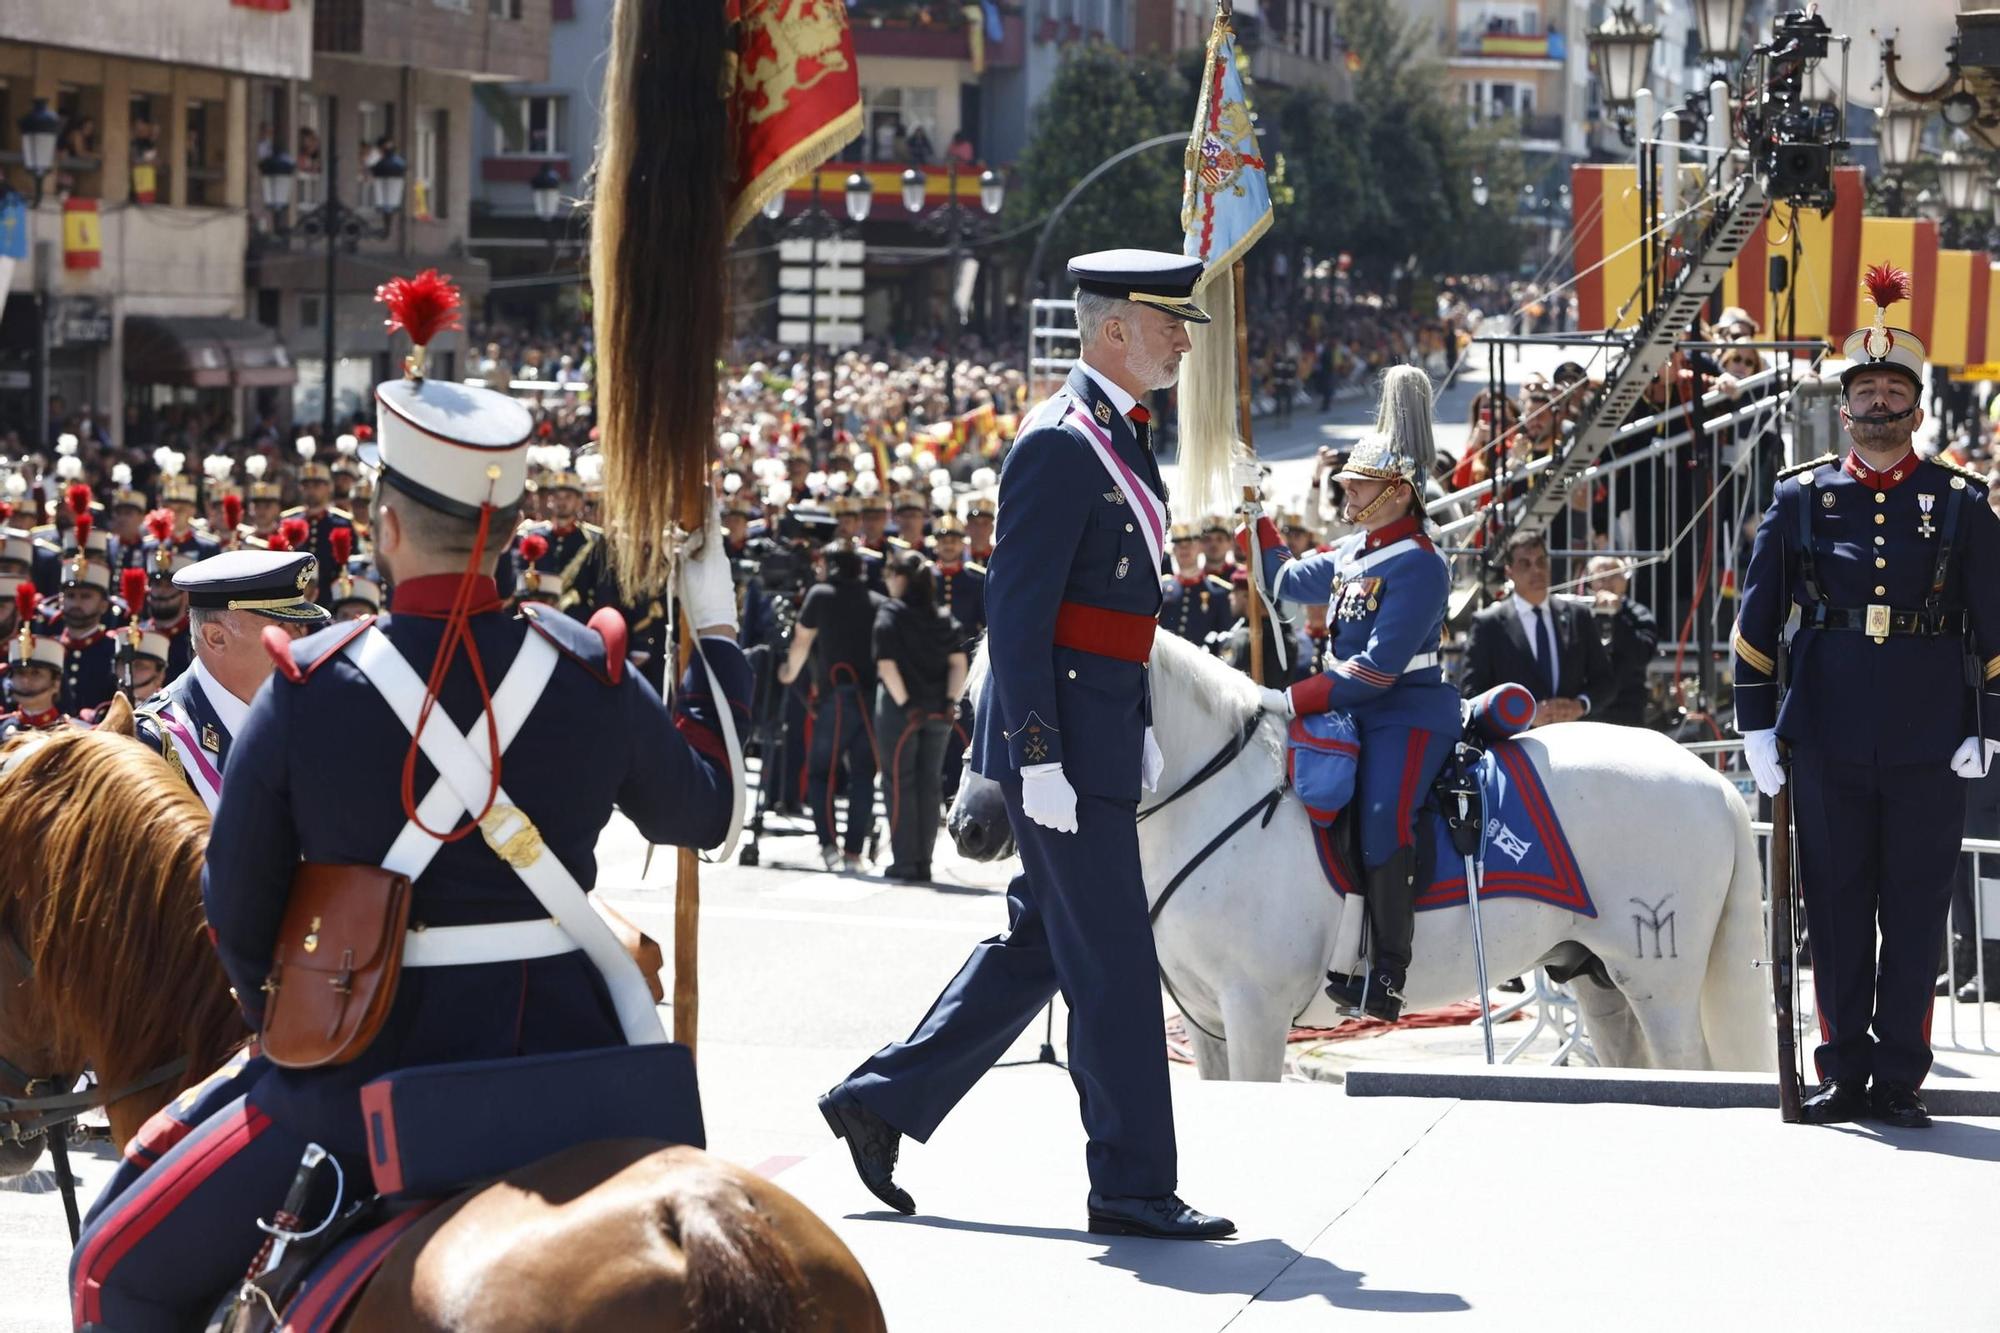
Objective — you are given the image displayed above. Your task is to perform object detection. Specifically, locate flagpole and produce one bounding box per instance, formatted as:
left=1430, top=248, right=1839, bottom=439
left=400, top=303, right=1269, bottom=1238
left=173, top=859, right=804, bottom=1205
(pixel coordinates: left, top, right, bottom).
left=1233, top=259, right=1263, bottom=684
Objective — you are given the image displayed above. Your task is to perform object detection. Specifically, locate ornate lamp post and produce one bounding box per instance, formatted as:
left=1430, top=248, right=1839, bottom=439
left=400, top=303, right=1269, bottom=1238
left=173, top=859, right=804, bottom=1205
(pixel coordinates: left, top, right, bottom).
left=901, top=161, right=1006, bottom=416
left=1588, top=5, right=1659, bottom=146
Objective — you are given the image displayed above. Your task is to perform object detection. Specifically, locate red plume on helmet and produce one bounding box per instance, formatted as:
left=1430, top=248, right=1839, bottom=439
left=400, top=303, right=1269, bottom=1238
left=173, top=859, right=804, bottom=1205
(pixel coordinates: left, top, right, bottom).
left=74, top=512, right=92, bottom=549
left=281, top=517, right=310, bottom=548
left=519, top=532, right=549, bottom=563
left=265, top=530, right=291, bottom=552
left=222, top=494, right=243, bottom=528
left=120, top=567, right=148, bottom=609
left=0, top=501, right=12, bottom=524
left=330, top=526, right=352, bottom=565
left=145, top=508, right=175, bottom=543
left=374, top=269, right=463, bottom=371
left=1863, top=262, right=1913, bottom=313
left=65, top=483, right=93, bottom=518
left=354, top=424, right=374, bottom=442
left=16, top=581, right=40, bottom=626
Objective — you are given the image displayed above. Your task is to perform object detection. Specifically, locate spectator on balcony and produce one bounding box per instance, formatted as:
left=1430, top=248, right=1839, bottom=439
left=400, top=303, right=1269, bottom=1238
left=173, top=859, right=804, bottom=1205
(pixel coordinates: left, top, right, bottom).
left=297, top=127, right=321, bottom=174
left=906, top=124, right=933, bottom=165
left=948, top=129, right=976, bottom=165
left=873, top=116, right=903, bottom=161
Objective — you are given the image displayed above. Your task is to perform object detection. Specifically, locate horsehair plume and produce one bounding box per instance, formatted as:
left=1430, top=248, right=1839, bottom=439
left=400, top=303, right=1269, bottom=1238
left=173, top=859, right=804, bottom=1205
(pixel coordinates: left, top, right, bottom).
left=3, top=472, right=23, bottom=499
left=335, top=433, right=358, bottom=456
left=245, top=455, right=268, bottom=480
left=374, top=268, right=463, bottom=356
left=592, top=0, right=731, bottom=592
left=1863, top=262, right=1912, bottom=315
left=0, top=726, right=239, bottom=1127
left=17, top=580, right=39, bottom=624
left=146, top=509, right=174, bottom=542
left=1175, top=279, right=1246, bottom=520
left=281, top=517, right=310, bottom=549
left=54, top=455, right=83, bottom=481
left=576, top=452, right=605, bottom=486
left=153, top=446, right=183, bottom=477
left=120, top=567, right=147, bottom=608
left=111, top=463, right=132, bottom=487
left=221, top=494, right=243, bottom=528
left=330, top=526, right=352, bottom=566
left=202, top=453, right=235, bottom=482
left=66, top=483, right=93, bottom=518
left=1374, top=364, right=1438, bottom=482
left=295, top=436, right=317, bottom=460
left=56, top=434, right=78, bottom=456
left=520, top=532, right=550, bottom=563
left=75, top=513, right=92, bottom=548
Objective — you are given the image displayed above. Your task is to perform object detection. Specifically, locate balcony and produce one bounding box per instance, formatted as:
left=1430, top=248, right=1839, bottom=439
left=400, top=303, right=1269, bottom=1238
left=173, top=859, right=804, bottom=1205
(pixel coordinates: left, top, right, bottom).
left=314, top=0, right=550, bottom=81
left=1472, top=112, right=1566, bottom=149
left=1247, top=43, right=1353, bottom=101
left=5, top=202, right=248, bottom=309
left=1455, top=26, right=1567, bottom=63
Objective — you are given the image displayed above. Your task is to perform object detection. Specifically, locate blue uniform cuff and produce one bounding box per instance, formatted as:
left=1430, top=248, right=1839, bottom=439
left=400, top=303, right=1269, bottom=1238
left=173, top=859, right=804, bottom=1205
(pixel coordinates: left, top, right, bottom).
left=1006, top=711, right=1061, bottom=767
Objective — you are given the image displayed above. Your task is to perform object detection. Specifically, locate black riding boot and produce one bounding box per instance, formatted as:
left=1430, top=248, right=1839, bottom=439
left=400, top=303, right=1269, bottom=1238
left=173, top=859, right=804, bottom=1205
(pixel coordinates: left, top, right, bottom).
left=1325, top=845, right=1419, bottom=1021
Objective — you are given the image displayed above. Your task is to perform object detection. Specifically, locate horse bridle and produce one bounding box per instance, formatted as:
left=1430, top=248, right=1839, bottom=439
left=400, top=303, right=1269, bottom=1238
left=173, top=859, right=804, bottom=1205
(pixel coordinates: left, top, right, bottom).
left=0, top=924, right=189, bottom=1146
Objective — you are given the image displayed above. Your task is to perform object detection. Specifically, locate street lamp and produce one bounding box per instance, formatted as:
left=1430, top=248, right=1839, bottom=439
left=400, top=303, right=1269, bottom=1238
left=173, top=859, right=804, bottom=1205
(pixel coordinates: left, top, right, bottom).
left=1588, top=5, right=1658, bottom=112
left=843, top=171, right=873, bottom=224
left=1470, top=174, right=1489, bottom=208
left=369, top=151, right=407, bottom=215
left=1939, top=151, right=1978, bottom=213
left=1692, top=0, right=1747, bottom=63
left=761, top=191, right=785, bottom=221
left=17, top=98, right=60, bottom=205
left=259, top=150, right=297, bottom=215
left=902, top=159, right=1007, bottom=416
left=530, top=163, right=562, bottom=223
left=1876, top=103, right=1928, bottom=173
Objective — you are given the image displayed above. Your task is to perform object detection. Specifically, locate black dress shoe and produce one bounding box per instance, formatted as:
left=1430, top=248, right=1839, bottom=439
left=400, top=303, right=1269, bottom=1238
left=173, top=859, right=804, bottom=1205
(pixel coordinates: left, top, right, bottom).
left=1869, top=1083, right=1933, bottom=1129
left=881, top=864, right=932, bottom=882
left=818, top=1089, right=916, bottom=1214
left=1085, top=1191, right=1235, bottom=1239
left=1324, top=968, right=1405, bottom=1022
left=1799, top=1078, right=1869, bottom=1125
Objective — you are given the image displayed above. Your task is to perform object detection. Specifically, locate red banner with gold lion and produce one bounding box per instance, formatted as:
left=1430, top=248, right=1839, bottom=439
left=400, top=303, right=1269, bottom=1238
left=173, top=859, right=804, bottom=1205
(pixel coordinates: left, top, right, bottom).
left=727, top=0, right=863, bottom=239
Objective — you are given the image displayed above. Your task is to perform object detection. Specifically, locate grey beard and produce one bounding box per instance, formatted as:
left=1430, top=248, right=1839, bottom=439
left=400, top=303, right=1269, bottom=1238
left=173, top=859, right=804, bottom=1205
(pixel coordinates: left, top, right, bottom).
left=1128, top=345, right=1179, bottom=392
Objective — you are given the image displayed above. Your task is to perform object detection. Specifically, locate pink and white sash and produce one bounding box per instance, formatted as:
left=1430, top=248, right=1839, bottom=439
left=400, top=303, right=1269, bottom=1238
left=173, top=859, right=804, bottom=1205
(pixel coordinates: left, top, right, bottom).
left=155, top=706, right=224, bottom=812
left=1062, top=400, right=1167, bottom=578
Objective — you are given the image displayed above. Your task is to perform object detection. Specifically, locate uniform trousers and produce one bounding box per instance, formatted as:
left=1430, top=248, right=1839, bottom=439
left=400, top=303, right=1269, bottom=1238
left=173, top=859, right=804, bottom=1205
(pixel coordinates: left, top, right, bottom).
left=807, top=683, right=878, bottom=855
left=876, top=694, right=951, bottom=873
left=72, top=1079, right=353, bottom=1332
left=1791, top=748, right=1963, bottom=1088
left=1353, top=719, right=1455, bottom=868
left=841, top=783, right=1177, bottom=1198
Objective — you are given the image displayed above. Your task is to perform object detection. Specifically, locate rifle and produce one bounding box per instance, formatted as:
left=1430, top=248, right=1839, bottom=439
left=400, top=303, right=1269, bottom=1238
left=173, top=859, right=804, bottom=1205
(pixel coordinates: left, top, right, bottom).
left=1769, top=745, right=1802, bottom=1124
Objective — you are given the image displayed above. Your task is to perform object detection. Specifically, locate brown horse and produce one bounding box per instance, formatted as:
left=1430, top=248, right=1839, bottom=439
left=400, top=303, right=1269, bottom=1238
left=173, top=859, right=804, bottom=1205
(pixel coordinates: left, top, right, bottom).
left=0, top=711, right=885, bottom=1332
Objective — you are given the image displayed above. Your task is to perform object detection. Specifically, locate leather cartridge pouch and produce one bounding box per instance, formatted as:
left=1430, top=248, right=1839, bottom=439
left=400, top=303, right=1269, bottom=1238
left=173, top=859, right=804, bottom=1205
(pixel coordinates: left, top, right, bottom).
left=260, top=863, right=412, bottom=1070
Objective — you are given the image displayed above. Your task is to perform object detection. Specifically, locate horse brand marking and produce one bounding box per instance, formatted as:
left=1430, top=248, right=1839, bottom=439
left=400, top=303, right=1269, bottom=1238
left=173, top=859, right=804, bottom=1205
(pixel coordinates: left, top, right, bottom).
left=1631, top=895, right=1678, bottom=959
left=1486, top=818, right=1532, bottom=864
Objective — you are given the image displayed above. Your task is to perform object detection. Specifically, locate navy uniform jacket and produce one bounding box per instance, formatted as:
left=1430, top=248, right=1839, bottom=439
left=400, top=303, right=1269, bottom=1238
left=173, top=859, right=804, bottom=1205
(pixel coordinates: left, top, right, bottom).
left=202, top=576, right=751, bottom=1153
left=1734, top=450, right=2000, bottom=764
left=969, top=365, right=1164, bottom=801
left=938, top=560, right=986, bottom=650
left=280, top=505, right=360, bottom=604
left=496, top=520, right=604, bottom=617
left=133, top=665, right=236, bottom=802
left=0, top=704, right=73, bottom=743
left=58, top=626, right=118, bottom=715
left=30, top=539, right=61, bottom=596
left=1160, top=571, right=1231, bottom=647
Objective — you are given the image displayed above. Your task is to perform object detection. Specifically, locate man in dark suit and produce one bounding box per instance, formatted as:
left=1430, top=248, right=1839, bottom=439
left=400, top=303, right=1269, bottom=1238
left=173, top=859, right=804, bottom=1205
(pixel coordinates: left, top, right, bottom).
left=1584, top=554, right=1658, bottom=727
left=1460, top=529, right=1615, bottom=725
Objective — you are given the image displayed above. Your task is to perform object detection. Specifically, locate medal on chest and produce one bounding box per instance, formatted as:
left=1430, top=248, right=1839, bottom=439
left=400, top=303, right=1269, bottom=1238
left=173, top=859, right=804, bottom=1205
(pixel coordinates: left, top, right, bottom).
left=1335, top=576, right=1382, bottom=621
left=1918, top=492, right=1937, bottom=540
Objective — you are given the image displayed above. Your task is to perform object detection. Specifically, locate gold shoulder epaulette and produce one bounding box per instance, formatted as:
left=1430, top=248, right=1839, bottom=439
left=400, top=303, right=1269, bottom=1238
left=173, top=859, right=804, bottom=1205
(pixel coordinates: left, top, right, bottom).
left=330, top=507, right=354, bottom=521
left=280, top=504, right=305, bottom=518
left=581, top=521, right=605, bottom=537
left=965, top=561, right=986, bottom=575
left=1777, top=453, right=1836, bottom=480
left=1927, top=454, right=1989, bottom=486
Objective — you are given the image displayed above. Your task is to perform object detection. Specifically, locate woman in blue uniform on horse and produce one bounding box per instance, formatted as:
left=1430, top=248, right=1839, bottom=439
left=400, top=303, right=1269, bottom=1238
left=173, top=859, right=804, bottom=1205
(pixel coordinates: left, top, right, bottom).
left=1246, top=366, right=1457, bottom=1019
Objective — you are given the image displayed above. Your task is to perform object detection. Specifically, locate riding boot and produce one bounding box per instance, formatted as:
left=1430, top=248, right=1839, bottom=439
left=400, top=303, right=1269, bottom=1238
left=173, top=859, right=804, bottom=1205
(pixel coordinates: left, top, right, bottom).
left=1325, top=845, right=1419, bottom=1022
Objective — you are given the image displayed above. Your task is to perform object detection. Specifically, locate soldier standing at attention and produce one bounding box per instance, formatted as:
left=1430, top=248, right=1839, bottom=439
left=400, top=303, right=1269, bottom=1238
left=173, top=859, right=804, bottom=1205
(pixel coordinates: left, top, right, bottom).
left=818, top=250, right=1234, bottom=1240
left=1735, top=264, right=2000, bottom=1128
left=1160, top=521, right=1232, bottom=647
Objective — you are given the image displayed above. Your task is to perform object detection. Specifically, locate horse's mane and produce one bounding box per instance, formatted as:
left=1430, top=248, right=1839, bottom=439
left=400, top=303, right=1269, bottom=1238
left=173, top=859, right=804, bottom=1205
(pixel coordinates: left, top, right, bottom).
left=0, top=728, right=241, bottom=1103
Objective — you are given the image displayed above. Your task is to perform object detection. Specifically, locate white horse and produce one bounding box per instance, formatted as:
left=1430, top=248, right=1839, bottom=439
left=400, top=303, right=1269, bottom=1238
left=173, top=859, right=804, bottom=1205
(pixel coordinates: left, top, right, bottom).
left=947, top=631, right=1774, bottom=1081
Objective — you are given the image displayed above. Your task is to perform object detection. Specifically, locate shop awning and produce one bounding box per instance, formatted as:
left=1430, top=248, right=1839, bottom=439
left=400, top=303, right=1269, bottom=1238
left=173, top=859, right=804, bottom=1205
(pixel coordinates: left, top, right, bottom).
left=124, top=317, right=298, bottom=389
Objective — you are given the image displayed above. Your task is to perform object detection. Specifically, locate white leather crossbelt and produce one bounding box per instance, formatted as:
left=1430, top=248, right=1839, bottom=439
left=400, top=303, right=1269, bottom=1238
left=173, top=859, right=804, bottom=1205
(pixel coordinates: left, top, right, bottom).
left=1404, top=652, right=1441, bottom=673
left=403, top=918, right=576, bottom=968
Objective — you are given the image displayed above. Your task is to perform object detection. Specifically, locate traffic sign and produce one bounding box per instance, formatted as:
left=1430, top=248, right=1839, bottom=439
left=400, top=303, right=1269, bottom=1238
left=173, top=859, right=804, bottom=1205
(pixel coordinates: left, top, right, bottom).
left=777, top=238, right=864, bottom=265
left=777, top=266, right=864, bottom=293
left=777, top=320, right=863, bottom=347
left=778, top=294, right=864, bottom=320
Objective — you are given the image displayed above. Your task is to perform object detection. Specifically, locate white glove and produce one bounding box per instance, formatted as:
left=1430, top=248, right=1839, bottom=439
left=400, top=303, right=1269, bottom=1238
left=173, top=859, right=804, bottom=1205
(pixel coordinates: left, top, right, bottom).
left=1951, top=735, right=2000, bottom=779
left=1142, top=727, right=1165, bottom=792
left=1258, top=687, right=1294, bottom=717
left=1020, top=763, right=1079, bottom=834
left=676, top=498, right=738, bottom=634
left=1232, top=457, right=1264, bottom=497
left=1742, top=727, right=1784, bottom=797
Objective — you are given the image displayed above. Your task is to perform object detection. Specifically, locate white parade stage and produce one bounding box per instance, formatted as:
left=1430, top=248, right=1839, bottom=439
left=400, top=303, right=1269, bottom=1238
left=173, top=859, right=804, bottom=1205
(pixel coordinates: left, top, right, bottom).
left=773, top=1064, right=2000, bottom=1331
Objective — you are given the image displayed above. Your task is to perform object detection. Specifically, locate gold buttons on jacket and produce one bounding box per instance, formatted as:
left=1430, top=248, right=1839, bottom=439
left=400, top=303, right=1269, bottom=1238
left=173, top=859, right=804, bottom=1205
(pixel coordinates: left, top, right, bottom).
left=1875, top=585, right=1887, bottom=595
left=1067, top=669, right=1077, bottom=679
left=1875, top=513, right=1886, bottom=525
left=1875, top=492, right=1887, bottom=504
left=1876, top=557, right=1886, bottom=568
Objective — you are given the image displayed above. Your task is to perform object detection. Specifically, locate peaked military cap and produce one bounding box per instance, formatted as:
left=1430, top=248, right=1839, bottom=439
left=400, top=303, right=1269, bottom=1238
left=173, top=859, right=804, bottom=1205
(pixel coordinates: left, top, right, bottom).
left=1068, top=248, right=1210, bottom=323
left=175, top=549, right=330, bottom=624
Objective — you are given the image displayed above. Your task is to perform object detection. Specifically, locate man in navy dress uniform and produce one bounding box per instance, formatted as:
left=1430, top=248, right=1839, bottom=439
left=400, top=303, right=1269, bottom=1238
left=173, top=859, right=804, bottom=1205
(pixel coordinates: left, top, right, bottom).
left=131, top=550, right=329, bottom=813
left=55, top=541, right=118, bottom=716
left=1160, top=521, right=1233, bottom=646
left=818, top=249, right=1234, bottom=1239
left=72, top=273, right=750, bottom=1331
left=281, top=444, right=361, bottom=606
left=1735, top=264, right=2000, bottom=1128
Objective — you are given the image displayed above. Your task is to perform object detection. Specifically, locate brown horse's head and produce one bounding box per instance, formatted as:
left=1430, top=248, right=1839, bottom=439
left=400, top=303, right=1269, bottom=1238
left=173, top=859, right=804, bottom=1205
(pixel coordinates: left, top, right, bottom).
left=0, top=706, right=242, bottom=1169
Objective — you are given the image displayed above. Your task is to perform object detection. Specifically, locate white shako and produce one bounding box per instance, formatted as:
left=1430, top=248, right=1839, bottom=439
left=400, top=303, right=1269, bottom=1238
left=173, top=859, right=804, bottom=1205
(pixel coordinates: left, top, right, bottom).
left=358, top=269, right=534, bottom=521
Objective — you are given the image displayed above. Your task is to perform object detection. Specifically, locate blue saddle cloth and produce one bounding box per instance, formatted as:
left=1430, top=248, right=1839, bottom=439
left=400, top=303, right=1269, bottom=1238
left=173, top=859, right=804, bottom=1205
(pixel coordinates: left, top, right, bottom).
left=1312, top=738, right=1595, bottom=917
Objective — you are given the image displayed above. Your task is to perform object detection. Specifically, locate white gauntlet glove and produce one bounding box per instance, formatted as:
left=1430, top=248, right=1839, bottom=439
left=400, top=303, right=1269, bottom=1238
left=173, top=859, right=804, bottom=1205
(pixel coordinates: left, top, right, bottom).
left=1258, top=687, right=1295, bottom=718
left=1020, top=763, right=1079, bottom=834
left=1142, top=728, right=1165, bottom=792
left=1741, top=728, right=1783, bottom=797
left=1951, top=735, right=2000, bottom=779
left=676, top=500, right=738, bottom=635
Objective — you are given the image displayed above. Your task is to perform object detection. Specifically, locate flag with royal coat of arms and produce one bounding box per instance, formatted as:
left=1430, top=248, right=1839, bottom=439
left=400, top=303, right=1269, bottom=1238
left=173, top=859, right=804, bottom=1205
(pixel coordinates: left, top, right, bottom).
left=726, top=0, right=864, bottom=238
left=1180, top=8, right=1272, bottom=283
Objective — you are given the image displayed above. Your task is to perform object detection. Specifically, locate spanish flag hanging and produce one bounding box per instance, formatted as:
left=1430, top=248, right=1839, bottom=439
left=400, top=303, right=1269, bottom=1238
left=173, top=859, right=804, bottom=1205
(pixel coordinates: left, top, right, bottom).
left=62, top=198, right=101, bottom=271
